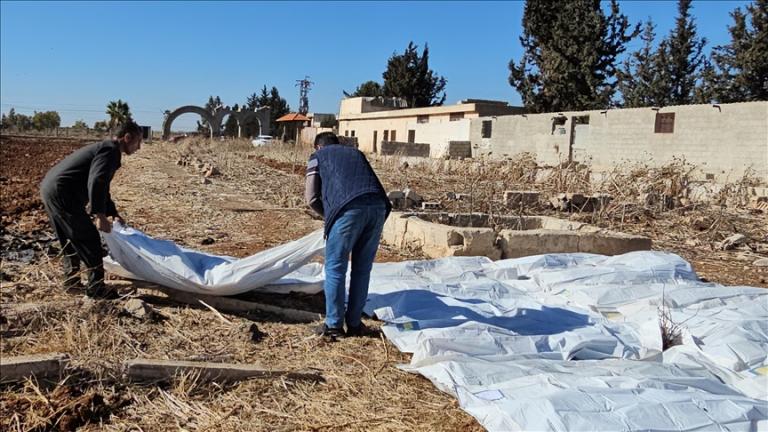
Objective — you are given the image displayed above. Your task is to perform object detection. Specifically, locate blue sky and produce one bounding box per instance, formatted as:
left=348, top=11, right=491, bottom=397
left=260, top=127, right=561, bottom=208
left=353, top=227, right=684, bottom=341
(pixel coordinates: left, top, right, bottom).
left=1, top=1, right=750, bottom=131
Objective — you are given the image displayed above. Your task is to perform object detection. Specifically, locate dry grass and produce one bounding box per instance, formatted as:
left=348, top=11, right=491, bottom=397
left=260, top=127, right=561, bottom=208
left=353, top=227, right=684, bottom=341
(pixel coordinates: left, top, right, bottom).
left=2, top=137, right=766, bottom=431
left=2, top=256, right=478, bottom=431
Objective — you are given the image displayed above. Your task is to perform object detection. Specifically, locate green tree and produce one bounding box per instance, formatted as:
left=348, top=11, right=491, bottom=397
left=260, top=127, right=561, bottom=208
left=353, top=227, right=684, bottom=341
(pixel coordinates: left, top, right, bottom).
left=268, top=86, right=290, bottom=138
left=2, top=108, right=32, bottom=131
left=32, top=111, right=61, bottom=131
left=238, top=86, right=290, bottom=137
left=106, top=99, right=132, bottom=129
left=16, top=113, right=32, bottom=131
left=343, top=80, right=384, bottom=97
left=197, top=95, right=223, bottom=135
left=618, top=20, right=670, bottom=107
left=241, top=91, right=265, bottom=137
left=509, top=0, right=639, bottom=113
left=0, top=108, right=13, bottom=129
left=255, top=86, right=270, bottom=109
left=658, top=0, right=707, bottom=105
left=223, top=104, right=240, bottom=137
left=382, top=42, right=447, bottom=107
left=245, top=91, right=260, bottom=110
left=694, top=58, right=719, bottom=103
left=93, top=120, right=109, bottom=132
left=72, top=119, right=88, bottom=130
left=705, top=0, right=768, bottom=102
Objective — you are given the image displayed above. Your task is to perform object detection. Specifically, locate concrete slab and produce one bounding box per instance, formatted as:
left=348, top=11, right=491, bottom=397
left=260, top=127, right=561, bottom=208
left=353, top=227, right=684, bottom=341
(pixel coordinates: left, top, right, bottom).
left=382, top=212, right=651, bottom=260
left=0, top=353, right=69, bottom=383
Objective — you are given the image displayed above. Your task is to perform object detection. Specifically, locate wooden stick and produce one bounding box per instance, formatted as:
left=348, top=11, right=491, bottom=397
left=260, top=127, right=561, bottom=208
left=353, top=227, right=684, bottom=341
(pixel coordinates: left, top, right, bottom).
left=154, top=286, right=321, bottom=323
left=197, top=300, right=233, bottom=325
left=124, top=358, right=323, bottom=383
left=111, top=280, right=321, bottom=323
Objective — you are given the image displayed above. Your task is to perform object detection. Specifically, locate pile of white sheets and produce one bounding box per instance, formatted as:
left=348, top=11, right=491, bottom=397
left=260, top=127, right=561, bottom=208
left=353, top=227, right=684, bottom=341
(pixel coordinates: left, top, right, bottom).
left=103, top=225, right=767, bottom=431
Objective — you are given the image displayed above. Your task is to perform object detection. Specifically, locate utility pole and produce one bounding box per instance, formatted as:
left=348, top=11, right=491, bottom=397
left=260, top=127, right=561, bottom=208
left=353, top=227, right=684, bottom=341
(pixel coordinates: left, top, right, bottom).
left=296, top=76, right=313, bottom=115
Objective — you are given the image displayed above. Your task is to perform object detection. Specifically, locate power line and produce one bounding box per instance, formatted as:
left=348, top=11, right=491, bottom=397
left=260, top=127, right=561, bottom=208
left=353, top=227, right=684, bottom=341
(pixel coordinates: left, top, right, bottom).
left=0, top=102, right=161, bottom=114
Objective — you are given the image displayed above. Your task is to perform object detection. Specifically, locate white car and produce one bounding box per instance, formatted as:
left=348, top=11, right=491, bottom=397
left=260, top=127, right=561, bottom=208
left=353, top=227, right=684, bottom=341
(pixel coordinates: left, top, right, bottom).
left=251, top=135, right=273, bottom=147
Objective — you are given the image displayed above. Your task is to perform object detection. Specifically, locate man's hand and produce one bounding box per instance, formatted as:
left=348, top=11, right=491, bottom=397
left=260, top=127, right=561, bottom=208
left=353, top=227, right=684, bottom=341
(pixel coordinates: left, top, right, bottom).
left=95, top=214, right=112, bottom=233
left=114, top=215, right=125, bottom=226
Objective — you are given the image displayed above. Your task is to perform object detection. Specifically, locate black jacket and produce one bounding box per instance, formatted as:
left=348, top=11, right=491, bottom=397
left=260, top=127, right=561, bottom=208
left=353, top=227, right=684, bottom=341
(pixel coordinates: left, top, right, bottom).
left=40, top=140, right=122, bottom=216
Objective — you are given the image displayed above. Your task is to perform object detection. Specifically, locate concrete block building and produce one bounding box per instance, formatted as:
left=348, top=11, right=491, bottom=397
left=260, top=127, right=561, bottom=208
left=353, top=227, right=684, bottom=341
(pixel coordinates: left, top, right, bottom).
left=337, top=97, right=523, bottom=156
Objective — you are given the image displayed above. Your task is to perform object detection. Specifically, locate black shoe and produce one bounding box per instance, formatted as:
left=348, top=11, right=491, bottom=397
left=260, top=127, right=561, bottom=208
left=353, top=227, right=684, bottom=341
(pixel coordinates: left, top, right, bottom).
left=86, top=284, right=120, bottom=300
left=63, top=276, right=85, bottom=292
left=346, top=323, right=380, bottom=338
left=314, top=323, right=345, bottom=340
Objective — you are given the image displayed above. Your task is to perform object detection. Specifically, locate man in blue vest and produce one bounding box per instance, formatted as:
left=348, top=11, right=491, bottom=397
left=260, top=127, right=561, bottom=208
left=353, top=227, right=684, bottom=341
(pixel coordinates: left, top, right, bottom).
left=305, top=132, right=391, bottom=339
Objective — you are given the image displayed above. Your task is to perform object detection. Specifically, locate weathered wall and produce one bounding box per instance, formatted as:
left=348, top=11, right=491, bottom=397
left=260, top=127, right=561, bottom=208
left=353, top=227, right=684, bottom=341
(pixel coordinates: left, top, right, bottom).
left=469, top=101, right=768, bottom=182
left=469, top=115, right=566, bottom=165
left=338, top=113, right=473, bottom=154
left=407, top=119, right=471, bottom=157
left=299, top=126, right=334, bottom=149
left=380, top=141, right=431, bottom=157
left=338, top=117, right=405, bottom=153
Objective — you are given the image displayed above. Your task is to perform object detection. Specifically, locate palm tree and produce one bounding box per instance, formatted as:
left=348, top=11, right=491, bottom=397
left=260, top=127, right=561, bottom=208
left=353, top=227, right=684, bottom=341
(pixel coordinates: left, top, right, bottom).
left=106, top=99, right=132, bottom=129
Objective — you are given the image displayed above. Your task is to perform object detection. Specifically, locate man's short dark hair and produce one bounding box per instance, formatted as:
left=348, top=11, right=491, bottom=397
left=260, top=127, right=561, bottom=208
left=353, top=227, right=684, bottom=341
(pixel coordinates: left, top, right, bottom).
left=314, top=132, right=340, bottom=148
left=115, top=119, right=142, bottom=139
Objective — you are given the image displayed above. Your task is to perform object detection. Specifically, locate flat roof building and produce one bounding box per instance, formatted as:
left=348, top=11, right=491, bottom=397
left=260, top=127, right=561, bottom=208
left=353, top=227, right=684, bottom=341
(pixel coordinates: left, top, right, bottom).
left=337, top=97, right=524, bottom=155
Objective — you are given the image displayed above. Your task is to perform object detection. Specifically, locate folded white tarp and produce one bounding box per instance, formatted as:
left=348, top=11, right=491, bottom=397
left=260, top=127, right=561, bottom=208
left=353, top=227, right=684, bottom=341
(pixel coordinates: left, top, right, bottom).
left=102, top=227, right=767, bottom=430
left=102, top=223, right=325, bottom=296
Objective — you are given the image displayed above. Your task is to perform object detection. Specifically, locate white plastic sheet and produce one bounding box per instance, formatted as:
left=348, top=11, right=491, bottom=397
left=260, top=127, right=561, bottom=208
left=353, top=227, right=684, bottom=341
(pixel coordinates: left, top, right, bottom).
left=362, top=252, right=768, bottom=431
left=102, top=223, right=325, bottom=296
left=102, top=227, right=768, bottom=430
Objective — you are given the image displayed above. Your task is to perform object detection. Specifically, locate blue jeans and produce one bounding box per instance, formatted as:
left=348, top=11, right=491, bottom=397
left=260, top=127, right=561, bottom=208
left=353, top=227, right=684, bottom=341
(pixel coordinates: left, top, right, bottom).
left=324, top=194, right=387, bottom=329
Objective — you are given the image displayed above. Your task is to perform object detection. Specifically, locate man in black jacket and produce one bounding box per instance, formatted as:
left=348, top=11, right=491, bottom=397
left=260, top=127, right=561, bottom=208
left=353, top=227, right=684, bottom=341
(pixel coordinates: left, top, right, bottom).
left=40, top=120, right=143, bottom=299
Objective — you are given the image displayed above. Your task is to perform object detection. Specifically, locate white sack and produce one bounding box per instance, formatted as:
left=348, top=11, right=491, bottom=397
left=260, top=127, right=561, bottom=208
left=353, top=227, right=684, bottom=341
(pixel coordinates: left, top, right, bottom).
left=102, top=223, right=324, bottom=296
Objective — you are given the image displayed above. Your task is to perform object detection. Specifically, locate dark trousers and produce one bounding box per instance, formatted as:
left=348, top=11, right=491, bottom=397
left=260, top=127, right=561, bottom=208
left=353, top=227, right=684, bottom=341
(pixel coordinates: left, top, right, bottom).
left=40, top=188, right=105, bottom=289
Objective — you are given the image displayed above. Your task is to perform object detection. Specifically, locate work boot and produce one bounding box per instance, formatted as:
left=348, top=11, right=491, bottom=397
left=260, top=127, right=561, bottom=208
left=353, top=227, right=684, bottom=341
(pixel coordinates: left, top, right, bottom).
left=63, top=273, right=84, bottom=292
left=62, top=253, right=83, bottom=292
left=345, top=322, right=380, bottom=338
left=85, top=266, right=118, bottom=300
left=85, top=282, right=120, bottom=300
left=313, top=323, right=345, bottom=341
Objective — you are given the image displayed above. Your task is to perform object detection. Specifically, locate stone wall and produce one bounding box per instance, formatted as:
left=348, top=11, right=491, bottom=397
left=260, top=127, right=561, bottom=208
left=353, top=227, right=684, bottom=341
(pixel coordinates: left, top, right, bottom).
left=406, top=119, right=471, bottom=157
left=469, top=101, right=768, bottom=183
left=447, top=141, right=472, bottom=159
left=380, top=141, right=430, bottom=157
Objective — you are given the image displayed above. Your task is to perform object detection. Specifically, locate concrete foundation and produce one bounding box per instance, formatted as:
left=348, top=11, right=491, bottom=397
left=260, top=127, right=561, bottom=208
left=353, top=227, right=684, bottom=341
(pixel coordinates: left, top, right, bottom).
left=382, top=212, right=651, bottom=260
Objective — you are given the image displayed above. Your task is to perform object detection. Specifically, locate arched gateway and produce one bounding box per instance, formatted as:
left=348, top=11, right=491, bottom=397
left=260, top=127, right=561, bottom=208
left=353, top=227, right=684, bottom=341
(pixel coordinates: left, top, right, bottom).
left=162, top=105, right=271, bottom=140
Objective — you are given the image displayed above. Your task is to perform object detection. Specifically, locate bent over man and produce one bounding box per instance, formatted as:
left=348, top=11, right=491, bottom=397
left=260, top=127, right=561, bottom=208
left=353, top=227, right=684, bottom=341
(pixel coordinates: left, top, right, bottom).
left=305, top=132, right=391, bottom=339
left=40, top=120, right=143, bottom=299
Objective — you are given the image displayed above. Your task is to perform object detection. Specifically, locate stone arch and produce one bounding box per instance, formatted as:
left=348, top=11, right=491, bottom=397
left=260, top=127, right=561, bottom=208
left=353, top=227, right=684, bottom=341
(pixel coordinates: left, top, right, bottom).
left=232, top=107, right=271, bottom=138
left=162, top=105, right=217, bottom=140
left=163, top=105, right=271, bottom=140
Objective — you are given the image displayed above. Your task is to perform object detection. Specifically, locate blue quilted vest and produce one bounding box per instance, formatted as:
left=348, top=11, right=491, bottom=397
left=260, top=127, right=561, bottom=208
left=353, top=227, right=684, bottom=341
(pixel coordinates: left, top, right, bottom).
left=315, top=144, right=391, bottom=237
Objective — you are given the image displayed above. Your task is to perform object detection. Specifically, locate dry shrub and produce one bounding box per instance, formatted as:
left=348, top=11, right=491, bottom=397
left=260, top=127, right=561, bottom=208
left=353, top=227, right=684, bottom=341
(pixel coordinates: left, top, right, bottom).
left=598, top=157, right=699, bottom=208
left=538, top=160, right=592, bottom=194
left=713, top=167, right=763, bottom=208
left=658, top=304, right=683, bottom=351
